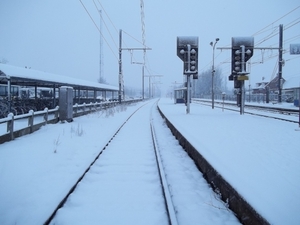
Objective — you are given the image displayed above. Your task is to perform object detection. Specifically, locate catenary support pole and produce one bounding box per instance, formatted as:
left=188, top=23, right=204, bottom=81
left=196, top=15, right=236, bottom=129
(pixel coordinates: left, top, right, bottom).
left=118, top=29, right=122, bottom=103
left=278, top=24, right=283, bottom=103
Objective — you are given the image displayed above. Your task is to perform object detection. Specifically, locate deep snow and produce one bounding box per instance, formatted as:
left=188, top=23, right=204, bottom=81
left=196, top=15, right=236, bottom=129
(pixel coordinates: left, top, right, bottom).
left=0, top=98, right=299, bottom=225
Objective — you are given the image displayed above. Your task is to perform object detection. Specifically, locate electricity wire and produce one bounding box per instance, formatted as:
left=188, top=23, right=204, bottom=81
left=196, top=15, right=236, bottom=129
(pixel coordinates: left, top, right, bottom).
left=215, top=6, right=300, bottom=80
left=79, top=0, right=118, bottom=60
left=252, top=5, right=300, bottom=36
left=93, top=0, right=118, bottom=49
left=96, top=0, right=119, bottom=33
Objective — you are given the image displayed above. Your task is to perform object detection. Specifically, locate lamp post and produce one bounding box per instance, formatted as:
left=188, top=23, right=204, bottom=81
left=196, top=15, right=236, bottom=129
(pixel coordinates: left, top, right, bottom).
left=210, top=38, right=219, bottom=109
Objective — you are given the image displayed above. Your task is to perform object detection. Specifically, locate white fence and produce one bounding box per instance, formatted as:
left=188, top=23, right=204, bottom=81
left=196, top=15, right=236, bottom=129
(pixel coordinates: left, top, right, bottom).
left=0, top=99, right=141, bottom=144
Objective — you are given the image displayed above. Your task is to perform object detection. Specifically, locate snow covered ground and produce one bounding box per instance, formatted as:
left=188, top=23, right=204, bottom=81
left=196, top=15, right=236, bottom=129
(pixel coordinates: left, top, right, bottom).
left=0, top=98, right=299, bottom=225
left=158, top=98, right=300, bottom=225
left=0, top=104, right=142, bottom=224
left=49, top=99, right=240, bottom=225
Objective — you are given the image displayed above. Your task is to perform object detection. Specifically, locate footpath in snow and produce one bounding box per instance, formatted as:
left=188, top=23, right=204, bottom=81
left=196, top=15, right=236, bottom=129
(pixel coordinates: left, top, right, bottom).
left=158, top=98, right=300, bottom=225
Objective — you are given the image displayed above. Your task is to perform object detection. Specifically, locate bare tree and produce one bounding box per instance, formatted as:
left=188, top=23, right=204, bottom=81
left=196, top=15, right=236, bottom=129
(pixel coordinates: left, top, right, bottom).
left=193, top=68, right=225, bottom=98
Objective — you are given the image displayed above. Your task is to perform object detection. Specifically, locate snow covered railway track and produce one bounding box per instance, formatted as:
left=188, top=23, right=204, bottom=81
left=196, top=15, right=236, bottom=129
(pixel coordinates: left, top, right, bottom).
left=44, top=100, right=176, bottom=225
left=193, top=99, right=299, bottom=123
left=44, top=99, right=241, bottom=225
left=150, top=105, right=178, bottom=225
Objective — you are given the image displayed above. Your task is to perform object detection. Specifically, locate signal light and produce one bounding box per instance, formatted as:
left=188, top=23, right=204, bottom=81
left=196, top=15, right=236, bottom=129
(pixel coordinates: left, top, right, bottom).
left=177, top=36, right=199, bottom=78
left=230, top=37, right=254, bottom=77
left=189, top=48, right=198, bottom=73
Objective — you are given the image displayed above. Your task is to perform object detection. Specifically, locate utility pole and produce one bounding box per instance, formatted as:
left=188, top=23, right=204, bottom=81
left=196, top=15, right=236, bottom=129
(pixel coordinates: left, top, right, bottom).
left=99, top=10, right=103, bottom=84
left=144, top=75, right=163, bottom=98
left=140, top=0, right=146, bottom=100
left=151, top=82, right=162, bottom=98
left=119, top=30, right=151, bottom=102
left=118, top=29, right=123, bottom=103
left=210, top=38, right=220, bottom=109
left=278, top=24, right=283, bottom=103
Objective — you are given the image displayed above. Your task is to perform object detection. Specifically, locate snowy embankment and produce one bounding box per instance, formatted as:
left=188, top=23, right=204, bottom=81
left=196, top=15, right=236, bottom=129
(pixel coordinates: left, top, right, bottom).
left=158, top=98, right=300, bottom=225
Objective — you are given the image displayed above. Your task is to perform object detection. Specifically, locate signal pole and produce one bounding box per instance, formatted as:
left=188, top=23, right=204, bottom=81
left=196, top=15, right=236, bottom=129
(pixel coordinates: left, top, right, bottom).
left=177, top=36, right=199, bottom=114
left=186, top=44, right=191, bottom=113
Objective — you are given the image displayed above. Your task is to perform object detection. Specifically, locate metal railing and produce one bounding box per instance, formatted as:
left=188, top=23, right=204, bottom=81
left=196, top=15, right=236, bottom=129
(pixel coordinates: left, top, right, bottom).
left=0, top=99, right=142, bottom=144
left=73, top=101, right=117, bottom=116
left=198, top=93, right=295, bottom=104
left=0, top=107, right=59, bottom=144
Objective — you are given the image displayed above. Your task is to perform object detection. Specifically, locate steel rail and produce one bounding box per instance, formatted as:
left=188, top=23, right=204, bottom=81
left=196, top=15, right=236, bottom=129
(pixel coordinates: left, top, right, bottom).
left=44, top=101, right=176, bottom=225
left=150, top=101, right=178, bottom=225
left=43, top=102, right=148, bottom=225
left=193, top=99, right=299, bottom=123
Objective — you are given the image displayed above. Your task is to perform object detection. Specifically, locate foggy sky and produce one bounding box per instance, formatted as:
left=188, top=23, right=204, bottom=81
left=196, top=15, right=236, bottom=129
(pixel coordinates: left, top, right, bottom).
left=0, top=0, right=299, bottom=95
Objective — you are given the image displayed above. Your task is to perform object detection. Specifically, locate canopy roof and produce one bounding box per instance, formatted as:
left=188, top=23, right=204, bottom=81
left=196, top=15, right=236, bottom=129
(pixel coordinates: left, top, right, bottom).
left=0, top=64, right=118, bottom=92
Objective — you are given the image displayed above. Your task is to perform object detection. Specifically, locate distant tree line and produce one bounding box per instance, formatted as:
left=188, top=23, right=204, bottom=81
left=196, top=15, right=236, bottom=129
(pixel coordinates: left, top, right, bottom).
left=192, top=68, right=230, bottom=98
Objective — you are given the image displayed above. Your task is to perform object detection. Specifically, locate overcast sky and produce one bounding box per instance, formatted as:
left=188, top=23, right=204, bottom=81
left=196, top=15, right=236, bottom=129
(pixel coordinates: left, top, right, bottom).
left=0, top=0, right=299, bottom=95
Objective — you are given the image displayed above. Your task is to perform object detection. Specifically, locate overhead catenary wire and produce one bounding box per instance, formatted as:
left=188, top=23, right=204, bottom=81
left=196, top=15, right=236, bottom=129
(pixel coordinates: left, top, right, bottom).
left=94, top=0, right=154, bottom=91
left=96, top=0, right=149, bottom=65
left=255, top=18, right=300, bottom=47
left=96, top=0, right=119, bottom=33
left=238, top=7, right=299, bottom=54
left=121, top=30, right=151, bottom=49
left=283, top=17, right=300, bottom=30
left=93, top=0, right=132, bottom=52
left=80, top=0, right=146, bottom=67
left=94, top=0, right=149, bottom=52
left=93, top=0, right=118, bottom=49
left=251, top=8, right=300, bottom=69
left=206, top=6, right=300, bottom=81
left=79, top=0, right=118, bottom=60
left=252, top=5, right=300, bottom=36
left=284, top=34, right=300, bottom=43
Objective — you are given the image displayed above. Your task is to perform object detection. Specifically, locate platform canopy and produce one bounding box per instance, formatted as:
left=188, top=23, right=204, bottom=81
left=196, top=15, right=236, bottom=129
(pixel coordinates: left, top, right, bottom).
left=0, top=64, right=118, bottom=92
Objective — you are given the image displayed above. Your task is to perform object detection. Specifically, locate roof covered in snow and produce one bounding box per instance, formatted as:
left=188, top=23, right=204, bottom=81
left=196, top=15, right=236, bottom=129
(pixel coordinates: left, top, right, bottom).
left=0, top=64, right=118, bottom=92
left=284, top=76, right=300, bottom=89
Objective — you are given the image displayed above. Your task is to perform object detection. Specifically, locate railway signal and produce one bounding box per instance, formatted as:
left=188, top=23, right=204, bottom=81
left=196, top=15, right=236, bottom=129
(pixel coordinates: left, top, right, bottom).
left=177, top=36, right=199, bottom=114
left=290, top=43, right=300, bottom=128
left=230, top=37, right=254, bottom=89
left=229, top=37, right=254, bottom=114
left=177, top=36, right=199, bottom=79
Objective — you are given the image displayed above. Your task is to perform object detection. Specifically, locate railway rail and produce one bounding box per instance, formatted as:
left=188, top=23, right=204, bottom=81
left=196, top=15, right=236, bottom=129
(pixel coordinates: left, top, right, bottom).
left=193, top=98, right=299, bottom=124
left=44, top=99, right=239, bottom=225
left=44, top=100, right=177, bottom=225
